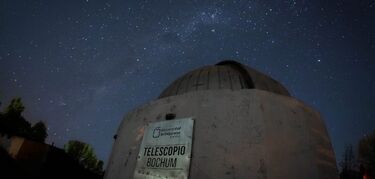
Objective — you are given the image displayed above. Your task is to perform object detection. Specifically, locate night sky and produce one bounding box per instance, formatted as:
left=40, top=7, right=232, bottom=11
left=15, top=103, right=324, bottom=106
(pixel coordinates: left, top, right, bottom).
left=1, top=0, right=374, bottom=166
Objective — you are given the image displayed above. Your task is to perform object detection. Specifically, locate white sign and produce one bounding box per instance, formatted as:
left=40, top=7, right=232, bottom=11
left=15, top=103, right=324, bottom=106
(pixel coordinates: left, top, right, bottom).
left=134, top=118, right=194, bottom=179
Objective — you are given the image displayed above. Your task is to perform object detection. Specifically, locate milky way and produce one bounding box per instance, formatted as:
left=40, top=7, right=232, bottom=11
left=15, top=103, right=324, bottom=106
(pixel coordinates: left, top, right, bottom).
left=0, top=0, right=374, bottom=165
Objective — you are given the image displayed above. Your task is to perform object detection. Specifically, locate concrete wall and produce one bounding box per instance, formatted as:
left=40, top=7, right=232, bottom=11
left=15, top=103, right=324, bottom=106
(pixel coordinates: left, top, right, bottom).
left=1, top=136, right=25, bottom=158
left=105, top=89, right=338, bottom=179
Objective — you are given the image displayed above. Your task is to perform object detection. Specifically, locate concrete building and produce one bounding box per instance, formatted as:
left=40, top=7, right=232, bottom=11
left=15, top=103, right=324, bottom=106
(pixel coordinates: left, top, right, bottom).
left=105, top=60, right=338, bottom=179
left=0, top=136, right=102, bottom=179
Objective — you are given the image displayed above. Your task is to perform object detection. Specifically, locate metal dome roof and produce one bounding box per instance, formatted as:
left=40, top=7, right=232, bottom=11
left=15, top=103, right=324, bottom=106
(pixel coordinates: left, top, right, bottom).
left=158, top=60, right=290, bottom=98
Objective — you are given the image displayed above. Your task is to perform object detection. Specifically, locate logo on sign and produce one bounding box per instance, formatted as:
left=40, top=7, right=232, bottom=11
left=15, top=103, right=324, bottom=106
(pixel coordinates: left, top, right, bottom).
left=153, top=127, right=160, bottom=138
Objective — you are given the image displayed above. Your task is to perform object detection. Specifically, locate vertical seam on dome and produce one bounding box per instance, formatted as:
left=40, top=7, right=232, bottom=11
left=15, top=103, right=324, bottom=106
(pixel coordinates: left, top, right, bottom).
left=175, top=76, right=184, bottom=95
left=195, top=68, right=203, bottom=91
left=227, top=67, right=233, bottom=90
left=185, top=73, right=193, bottom=93
left=238, top=74, right=244, bottom=89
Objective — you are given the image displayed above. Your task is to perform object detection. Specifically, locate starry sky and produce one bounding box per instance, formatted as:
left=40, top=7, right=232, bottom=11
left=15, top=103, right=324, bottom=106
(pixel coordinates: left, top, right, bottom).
left=0, top=0, right=374, bottom=166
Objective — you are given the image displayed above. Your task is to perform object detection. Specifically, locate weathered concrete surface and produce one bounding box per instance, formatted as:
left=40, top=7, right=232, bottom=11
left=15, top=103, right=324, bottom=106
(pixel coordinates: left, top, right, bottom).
left=105, top=89, right=338, bottom=179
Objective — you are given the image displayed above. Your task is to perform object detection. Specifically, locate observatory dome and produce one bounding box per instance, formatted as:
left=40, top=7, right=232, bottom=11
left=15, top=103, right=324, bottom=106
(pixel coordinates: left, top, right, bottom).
left=159, top=60, right=290, bottom=98
left=105, top=60, right=338, bottom=179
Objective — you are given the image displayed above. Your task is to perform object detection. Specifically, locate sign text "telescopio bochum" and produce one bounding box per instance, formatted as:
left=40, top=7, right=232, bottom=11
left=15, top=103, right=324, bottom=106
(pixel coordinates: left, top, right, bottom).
left=134, top=118, right=194, bottom=179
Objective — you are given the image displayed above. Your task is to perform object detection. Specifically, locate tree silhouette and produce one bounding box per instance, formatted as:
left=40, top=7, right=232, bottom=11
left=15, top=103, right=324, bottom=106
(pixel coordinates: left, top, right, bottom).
left=64, top=140, right=103, bottom=174
left=5, top=98, right=25, bottom=115
left=358, top=130, right=375, bottom=178
left=339, top=145, right=360, bottom=179
left=29, top=121, right=48, bottom=142
left=0, top=97, right=31, bottom=136
left=0, top=98, right=48, bottom=142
